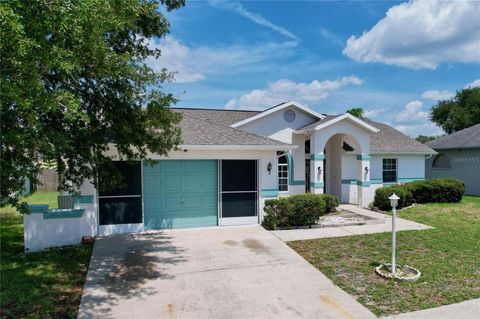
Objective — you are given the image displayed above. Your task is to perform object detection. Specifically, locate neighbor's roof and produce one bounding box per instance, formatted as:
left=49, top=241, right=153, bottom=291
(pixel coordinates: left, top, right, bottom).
left=172, top=109, right=292, bottom=149
left=426, top=124, right=480, bottom=150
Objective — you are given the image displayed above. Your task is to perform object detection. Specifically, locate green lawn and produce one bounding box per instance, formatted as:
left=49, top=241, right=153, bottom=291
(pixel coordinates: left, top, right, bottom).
left=0, top=192, right=93, bottom=319
left=289, top=196, right=480, bottom=316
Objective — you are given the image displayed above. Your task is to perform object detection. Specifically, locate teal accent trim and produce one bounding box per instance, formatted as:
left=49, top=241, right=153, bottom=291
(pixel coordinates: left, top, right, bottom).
left=357, top=180, right=371, bottom=187
left=43, top=208, right=85, bottom=219
left=287, top=153, right=306, bottom=185
left=28, top=204, right=49, bottom=214
left=74, top=195, right=94, bottom=204
left=261, top=189, right=279, bottom=198
left=310, top=182, right=324, bottom=188
left=309, top=153, right=325, bottom=160
left=356, top=154, right=371, bottom=160
left=341, top=179, right=372, bottom=186
left=398, top=178, right=425, bottom=183
left=290, top=180, right=306, bottom=185
left=371, top=178, right=425, bottom=186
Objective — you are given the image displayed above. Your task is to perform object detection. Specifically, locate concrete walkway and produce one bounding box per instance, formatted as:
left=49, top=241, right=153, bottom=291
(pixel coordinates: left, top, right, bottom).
left=272, top=204, right=432, bottom=242
left=78, top=226, right=375, bottom=319
left=384, top=298, right=480, bottom=319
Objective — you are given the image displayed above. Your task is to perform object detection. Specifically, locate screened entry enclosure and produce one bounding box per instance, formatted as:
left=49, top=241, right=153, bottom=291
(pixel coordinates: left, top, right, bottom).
left=98, top=161, right=143, bottom=226
left=219, top=160, right=259, bottom=226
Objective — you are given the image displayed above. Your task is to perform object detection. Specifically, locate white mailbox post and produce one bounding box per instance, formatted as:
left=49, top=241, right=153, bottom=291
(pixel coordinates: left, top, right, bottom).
left=389, top=193, right=400, bottom=274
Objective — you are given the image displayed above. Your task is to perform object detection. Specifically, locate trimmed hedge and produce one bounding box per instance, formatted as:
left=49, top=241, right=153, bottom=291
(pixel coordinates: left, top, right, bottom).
left=319, top=194, right=340, bottom=212
left=373, top=186, right=412, bottom=211
left=262, top=193, right=339, bottom=230
left=405, top=178, right=464, bottom=203
left=373, top=178, right=465, bottom=211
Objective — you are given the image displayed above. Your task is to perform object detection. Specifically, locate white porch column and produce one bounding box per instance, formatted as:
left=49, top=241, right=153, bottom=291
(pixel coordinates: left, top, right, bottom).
left=310, top=153, right=324, bottom=194
left=356, top=154, right=371, bottom=207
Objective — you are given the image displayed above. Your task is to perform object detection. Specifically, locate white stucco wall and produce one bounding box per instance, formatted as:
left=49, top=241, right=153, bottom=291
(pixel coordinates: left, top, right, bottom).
left=371, top=154, right=426, bottom=183
left=24, top=180, right=97, bottom=252
left=237, top=106, right=317, bottom=144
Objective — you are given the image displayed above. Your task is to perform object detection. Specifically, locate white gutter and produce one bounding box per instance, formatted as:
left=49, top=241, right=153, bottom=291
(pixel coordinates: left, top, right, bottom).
left=372, top=151, right=438, bottom=155
left=178, top=144, right=298, bottom=151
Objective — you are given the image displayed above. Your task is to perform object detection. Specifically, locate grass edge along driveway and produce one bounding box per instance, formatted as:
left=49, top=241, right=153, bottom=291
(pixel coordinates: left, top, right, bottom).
left=289, top=196, right=480, bottom=317
left=0, top=192, right=93, bottom=319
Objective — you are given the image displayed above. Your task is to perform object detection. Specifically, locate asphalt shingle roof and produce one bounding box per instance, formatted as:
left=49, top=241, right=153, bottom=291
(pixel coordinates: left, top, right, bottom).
left=299, top=114, right=435, bottom=154
left=172, top=109, right=288, bottom=146
left=173, top=108, right=259, bottom=126
left=171, top=108, right=436, bottom=153
left=426, top=124, right=480, bottom=149
left=364, top=119, right=436, bottom=154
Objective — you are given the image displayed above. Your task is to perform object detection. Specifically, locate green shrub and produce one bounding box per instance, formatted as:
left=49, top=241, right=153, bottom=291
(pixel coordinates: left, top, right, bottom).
left=373, top=178, right=465, bottom=211
left=287, top=194, right=327, bottom=226
left=373, top=185, right=413, bottom=211
left=262, top=194, right=329, bottom=229
left=319, top=194, right=340, bottom=212
left=406, top=178, right=464, bottom=203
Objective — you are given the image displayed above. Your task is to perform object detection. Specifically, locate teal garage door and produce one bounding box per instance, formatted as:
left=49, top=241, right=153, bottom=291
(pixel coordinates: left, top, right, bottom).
left=143, top=160, right=218, bottom=229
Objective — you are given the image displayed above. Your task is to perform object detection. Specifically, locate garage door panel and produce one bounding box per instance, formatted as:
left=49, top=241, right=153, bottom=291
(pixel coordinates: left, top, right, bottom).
left=143, top=160, right=218, bottom=229
left=182, top=176, right=202, bottom=190
left=162, top=160, right=182, bottom=173
left=164, top=195, right=182, bottom=209
left=144, top=176, right=161, bottom=192
left=163, top=177, right=181, bottom=191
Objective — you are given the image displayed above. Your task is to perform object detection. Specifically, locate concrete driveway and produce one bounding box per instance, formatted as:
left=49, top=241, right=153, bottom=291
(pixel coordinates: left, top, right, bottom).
left=78, top=226, right=375, bottom=319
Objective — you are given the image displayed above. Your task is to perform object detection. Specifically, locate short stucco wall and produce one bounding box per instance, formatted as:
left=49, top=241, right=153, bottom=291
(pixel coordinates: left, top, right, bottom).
left=426, top=148, right=480, bottom=195
left=24, top=181, right=98, bottom=252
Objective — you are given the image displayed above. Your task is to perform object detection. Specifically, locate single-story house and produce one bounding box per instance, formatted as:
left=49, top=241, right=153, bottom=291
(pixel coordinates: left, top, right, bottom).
left=425, top=123, right=480, bottom=195
left=24, top=101, right=436, bottom=251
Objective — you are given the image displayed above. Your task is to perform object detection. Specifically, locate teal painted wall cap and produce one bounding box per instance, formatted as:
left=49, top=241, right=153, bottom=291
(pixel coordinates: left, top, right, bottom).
left=43, top=208, right=85, bottom=219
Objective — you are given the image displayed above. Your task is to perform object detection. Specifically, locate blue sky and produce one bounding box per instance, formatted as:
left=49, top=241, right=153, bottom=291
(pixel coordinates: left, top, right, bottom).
left=148, top=0, right=480, bottom=137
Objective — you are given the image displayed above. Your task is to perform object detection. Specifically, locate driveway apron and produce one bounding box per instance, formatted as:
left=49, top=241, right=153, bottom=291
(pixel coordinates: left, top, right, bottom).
left=78, top=226, right=375, bottom=319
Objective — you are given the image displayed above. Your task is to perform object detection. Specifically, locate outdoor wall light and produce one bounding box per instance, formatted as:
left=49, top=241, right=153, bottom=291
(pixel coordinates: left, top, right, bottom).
left=317, top=166, right=322, bottom=174
left=364, top=166, right=369, bottom=173
left=267, top=162, right=272, bottom=175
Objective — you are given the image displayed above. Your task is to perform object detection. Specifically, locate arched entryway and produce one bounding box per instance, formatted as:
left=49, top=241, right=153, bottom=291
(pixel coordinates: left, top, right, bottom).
left=323, top=133, right=362, bottom=204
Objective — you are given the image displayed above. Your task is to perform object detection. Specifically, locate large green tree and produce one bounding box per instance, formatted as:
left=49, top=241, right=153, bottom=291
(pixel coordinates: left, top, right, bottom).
left=430, top=87, right=480, bottom=134
left=1, top=0, right=185, bottom=210
left=346, top=107, right=364, bottom=118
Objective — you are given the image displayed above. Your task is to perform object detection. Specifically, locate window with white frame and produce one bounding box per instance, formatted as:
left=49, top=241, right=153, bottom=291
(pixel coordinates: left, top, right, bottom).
left=382, top=158, right=397, bottom=183
left=277, top=152, right=288, bottom=192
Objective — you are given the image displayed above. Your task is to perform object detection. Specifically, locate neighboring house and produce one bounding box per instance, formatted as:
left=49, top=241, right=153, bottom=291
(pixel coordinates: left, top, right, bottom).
left=425, top=124, right=480, bottom=195
left=24, top=101, right=436, bottom=250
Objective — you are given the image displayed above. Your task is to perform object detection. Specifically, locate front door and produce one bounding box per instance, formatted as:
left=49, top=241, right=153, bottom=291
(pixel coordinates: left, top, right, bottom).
left=219, top=160, right=258, bottom=226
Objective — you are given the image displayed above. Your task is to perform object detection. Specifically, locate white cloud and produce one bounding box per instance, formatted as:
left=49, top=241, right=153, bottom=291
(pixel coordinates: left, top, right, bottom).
left=393, top=122, right=443, bottom=137
left=145, top=36, right=297, bottom=83
left=465, top=79, right=480, bottom=88
left=318, top=27, right=344, bottom=46
left=343, top=0, right=480, bottom=69
left=386, top=100, right=444, bottom=136
left=394, top=100, right=428, bottom=123
left=364, top=107, right=388, bottom=118
left=225, top=76, right=363, bottom=110
left=421, top=90, right=455, bottom=101
left=208, top=0, right=299, bottom=41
